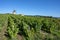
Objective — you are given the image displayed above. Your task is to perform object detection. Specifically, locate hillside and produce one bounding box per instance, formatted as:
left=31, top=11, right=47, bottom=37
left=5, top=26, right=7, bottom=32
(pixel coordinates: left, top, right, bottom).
left=0, top=14, right=60, bottom=40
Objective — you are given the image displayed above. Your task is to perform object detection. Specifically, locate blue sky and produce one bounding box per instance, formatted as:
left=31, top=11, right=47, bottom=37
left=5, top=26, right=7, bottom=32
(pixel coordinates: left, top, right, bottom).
left=0, top=0, right=60, bottom=17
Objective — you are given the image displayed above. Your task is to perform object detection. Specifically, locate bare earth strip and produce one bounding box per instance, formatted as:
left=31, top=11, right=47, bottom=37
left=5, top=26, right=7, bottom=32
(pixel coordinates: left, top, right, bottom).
left=0, top=20, right=7, bottom=40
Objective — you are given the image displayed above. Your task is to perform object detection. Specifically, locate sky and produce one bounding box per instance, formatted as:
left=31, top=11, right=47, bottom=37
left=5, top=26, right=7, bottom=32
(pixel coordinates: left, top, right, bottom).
left=0, top=0, right=60, bottom=17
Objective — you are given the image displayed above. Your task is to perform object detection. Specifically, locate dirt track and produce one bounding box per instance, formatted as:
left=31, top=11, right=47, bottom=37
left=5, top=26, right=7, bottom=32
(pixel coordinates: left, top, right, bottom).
left=0, top=20, right=7, bottom=40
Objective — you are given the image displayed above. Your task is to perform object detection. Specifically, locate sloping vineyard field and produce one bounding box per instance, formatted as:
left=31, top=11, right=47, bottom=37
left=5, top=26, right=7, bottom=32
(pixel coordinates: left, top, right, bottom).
left=0, top=14, right=60, bottom=40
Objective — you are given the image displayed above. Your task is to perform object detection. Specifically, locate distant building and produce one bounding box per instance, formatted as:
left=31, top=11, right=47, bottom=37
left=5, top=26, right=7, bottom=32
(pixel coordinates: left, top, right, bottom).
left=12, top=10, right=24, bottom=16
left=12, top=10, right=16, bottom=14
left=21, top=14, right=24, bottom=16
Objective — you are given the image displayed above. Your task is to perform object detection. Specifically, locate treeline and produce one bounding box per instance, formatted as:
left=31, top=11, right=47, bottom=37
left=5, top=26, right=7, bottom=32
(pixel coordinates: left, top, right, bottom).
left=0, top=14, right=60, bottom=40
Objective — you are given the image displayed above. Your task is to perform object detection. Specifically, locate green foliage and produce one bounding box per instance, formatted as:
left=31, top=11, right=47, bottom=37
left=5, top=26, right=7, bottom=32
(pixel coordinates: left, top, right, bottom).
left=50, top=19, right=60, bottom=38
left=0, top=14, right=7, bottom=31
left=0, top=14, right=60, bottom=40
left=7, top=16, right=19, bottom=40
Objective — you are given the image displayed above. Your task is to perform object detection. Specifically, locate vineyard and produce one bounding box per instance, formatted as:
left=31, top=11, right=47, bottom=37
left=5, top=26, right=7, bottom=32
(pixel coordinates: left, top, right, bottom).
left=0, top=14, right=60, bottom=40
